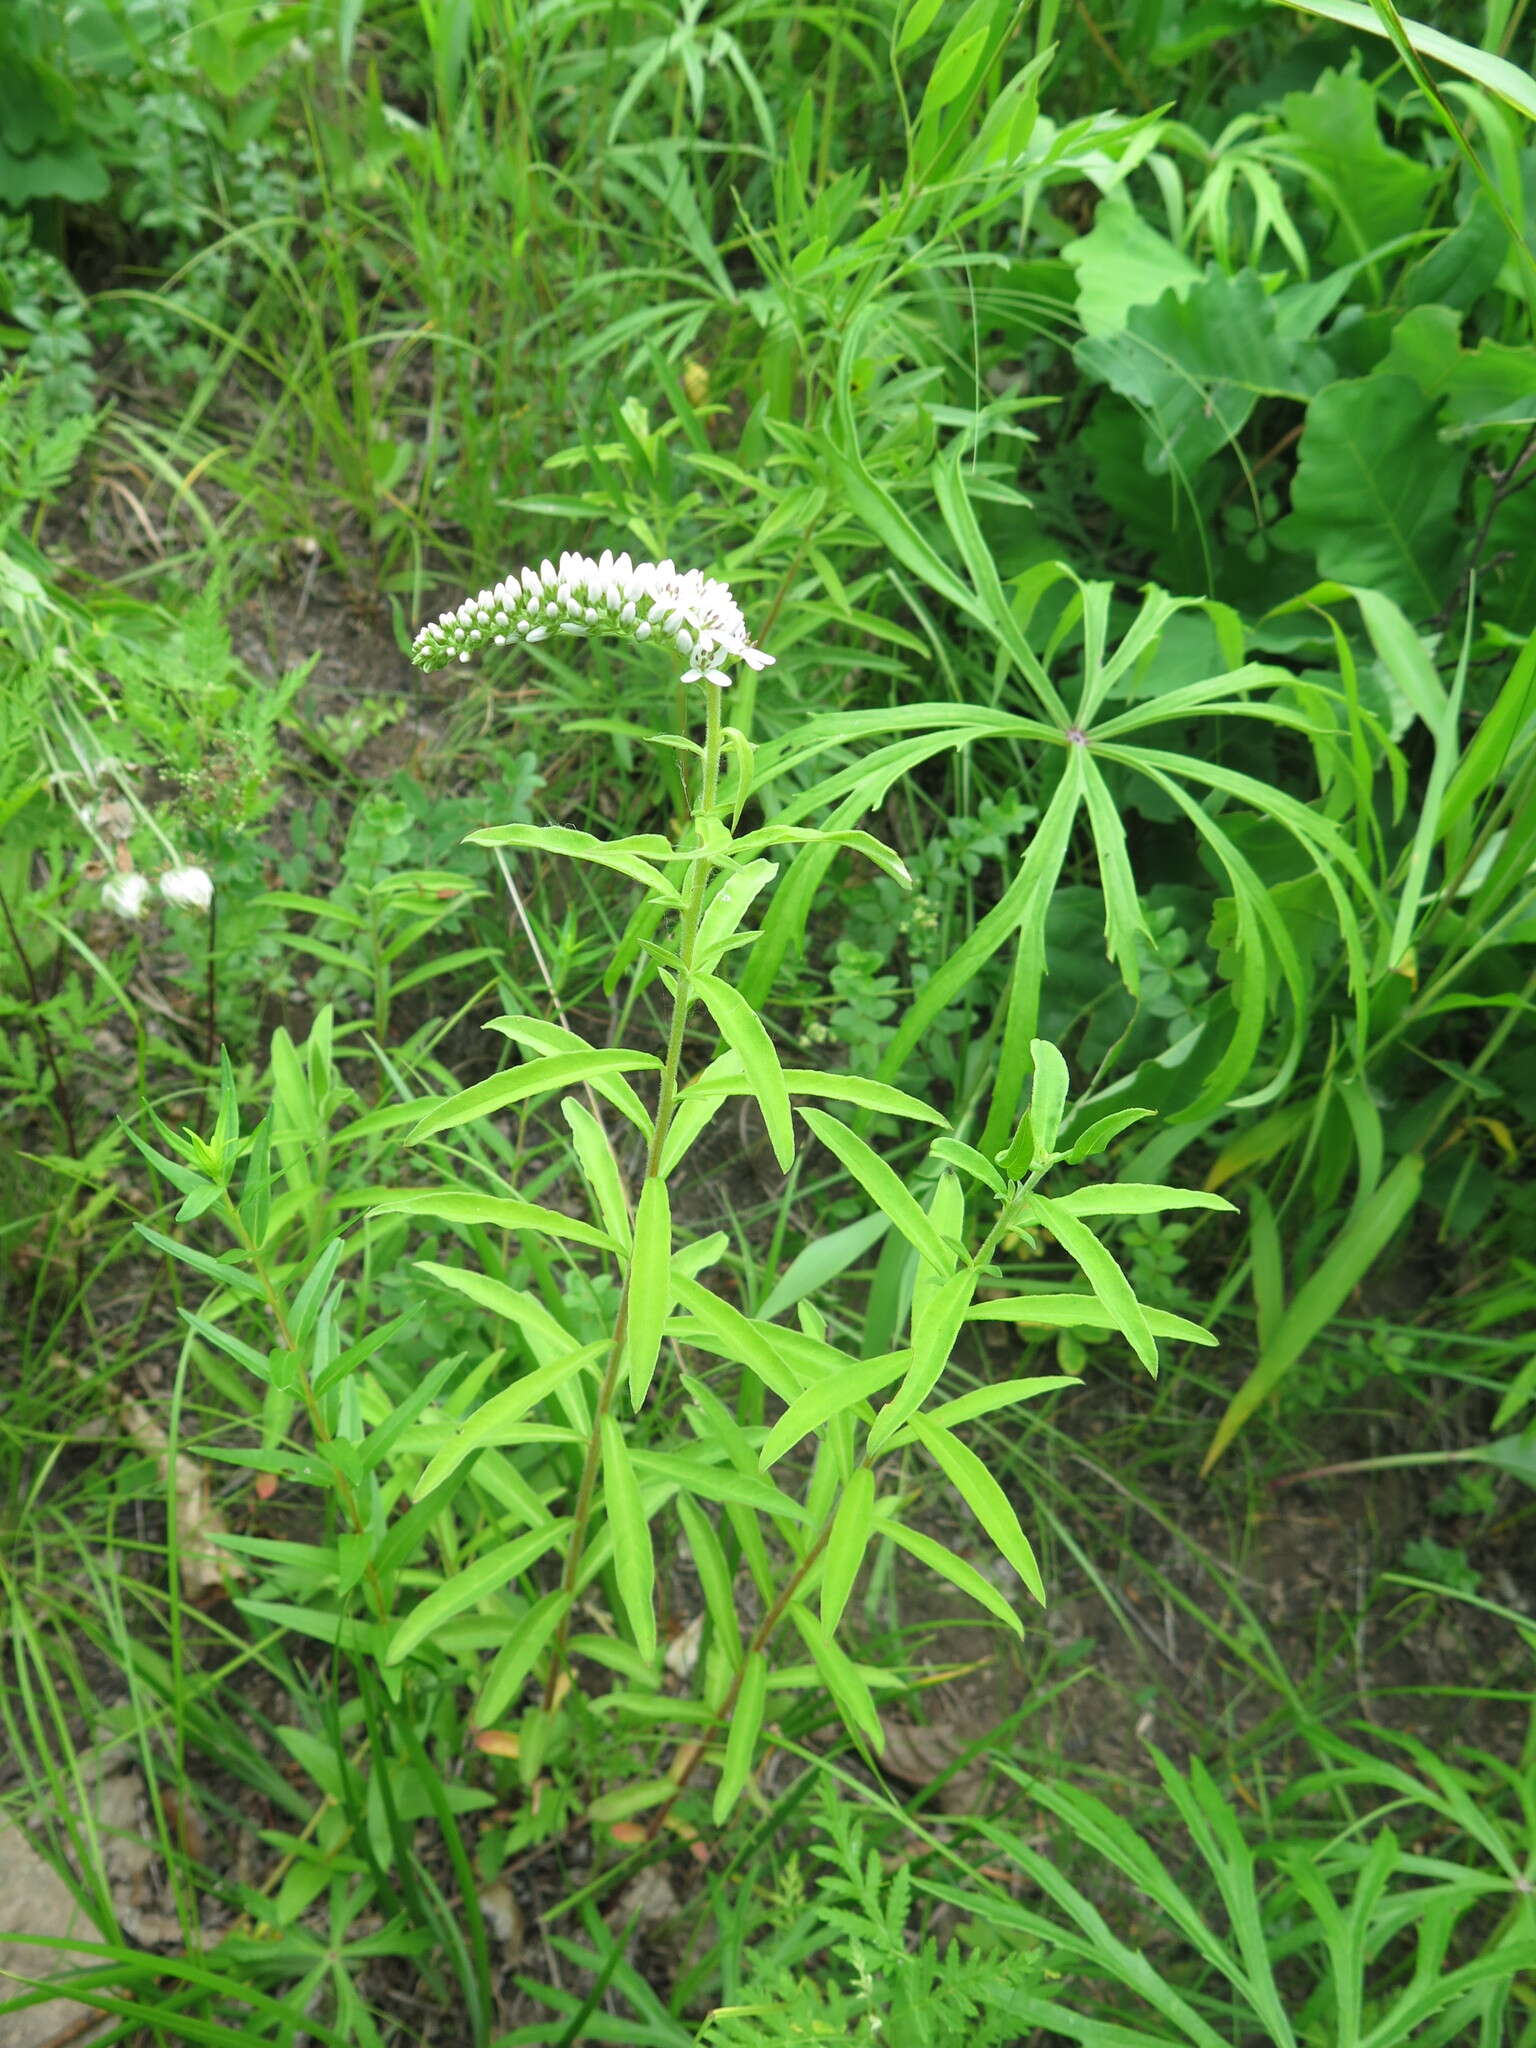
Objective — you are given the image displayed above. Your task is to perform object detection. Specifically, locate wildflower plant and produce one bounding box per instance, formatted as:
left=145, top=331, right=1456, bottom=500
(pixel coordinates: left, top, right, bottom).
left=142, top=549, right=1232, bottom=1846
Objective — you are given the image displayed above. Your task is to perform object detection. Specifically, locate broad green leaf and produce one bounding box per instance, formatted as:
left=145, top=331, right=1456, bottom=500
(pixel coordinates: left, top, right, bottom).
left=881, top=1519, right=1024, bottom=1638
left=370, top=1189, right=618, bottom=1252
left=820, top=1468, right=875, bottom=1634
left=910, top=1418, right=1045, bottom=1605
left=475, top=1590, right=572, bottom=1726
left=385, top=1520, right=573, bottom=1665
left=601, top=1416, right=657, bottom=1664
left=1278, top=374, right=1466, bottom=614
left=626, top=1176, right=671, bottom=1409
left=1063, top=193, right=1201, bottom=339
left=759, top=1351, right=910, bottom=1470
left=1203, top=1155, right=1424, bottom=1472
left=410, top=1050, right=660, bottom=1143
left=713, top=1651, right=769, bottom=1823
left=799, top=1107, right=953, bottom=1274
left=691, top=969, right=794, bottom=1174
left=1077, top=269, right=1333, bottom=480
left=1027, top=1194, right=1157, bottom=1371
left=462, top=823, right=684, bottom=902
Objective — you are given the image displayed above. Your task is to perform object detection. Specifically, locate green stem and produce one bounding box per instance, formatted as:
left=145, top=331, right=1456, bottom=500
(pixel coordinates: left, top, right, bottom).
left=541, top=683, right=725, bottom=1710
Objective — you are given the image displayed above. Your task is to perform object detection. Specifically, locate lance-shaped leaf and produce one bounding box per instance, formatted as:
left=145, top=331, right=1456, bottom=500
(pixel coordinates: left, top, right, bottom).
left=410, top=1050, right=660, bottom=1143
left=799, top=1107, right=954, bottom=1274
left=601, top=1416, right=657, bottom=1665
left=626, top=1176, right=671, bottom=1409
left=691, top=970, right=795, bottom=1174
left=714, top=1651, right=769, bottom=1824
left=1026, top=1193, right=1158, bottom=1371
left=385, top=1519, right=573, bottom=1665
left=463, top=823, right=684, bottom=903
left=910, top=1417, right=1046, bottom=1604
left=820, top=1468, right=875, bottom=1634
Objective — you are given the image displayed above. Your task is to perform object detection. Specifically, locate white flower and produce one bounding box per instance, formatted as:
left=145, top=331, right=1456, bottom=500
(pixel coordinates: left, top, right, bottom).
left=160, top=865, right=214, bottom=913
left=102, top=872, right=151, bottom=920
left=410, top=549, right=774, bottom=686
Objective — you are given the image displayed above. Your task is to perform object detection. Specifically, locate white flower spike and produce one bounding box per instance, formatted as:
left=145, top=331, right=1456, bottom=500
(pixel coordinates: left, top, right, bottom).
left=103, top=871, right=151, bottom=921
left=410, top=550, right=774, bottom=686
left=160, top=865, right=215, bottom=913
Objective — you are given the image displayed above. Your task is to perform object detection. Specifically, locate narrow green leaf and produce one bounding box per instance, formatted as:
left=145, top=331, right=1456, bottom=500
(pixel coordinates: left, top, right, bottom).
left=671, top=1274, right=803, bottom=1404
left=758, top=1351, right=910, bottom=1470
left=475, top=1590, right=572, bottom=1726
left=370, top=1189, right=618, bottom=1251
left=1055, top=1185, right=1237, bottom=1219
left=867, top=1268, right=977, bottom=1459
left=462, top=822, right=684, bottom=901
left=415, top=1343, right=604, bottom=1493
left=799, top=1106, right=952, bottom=1274
left=713, top=1650, right=769, bottom=1823
left=601, top=1415, right=657, bottom=1665
left=757, top=1209, right=892, bottom=1323
left=692, top=970, right=795, bottom=1174
left=1065, top=1107, right=1155, bottom=1163
left=789, top=1605, right=883, bottom=1749
left=629, top=1447, right=809, bottom=1524
left=1027, top=1193, right=1157, bottom=1371
left=881, top=1520, right=1024, bottom=1637
left=676, top=1495, right=743, bottom=1668
left=410, top=1051, right=660, bottom=1143
left=1203, top=1155, right=1423, bottom=1472
left=911, top=1418, right=1046, bottom=1605
left=134, top=1224, right=264, bottom=1297
left=626, top=1176, right=671, bottom=1409
left=683, top=1066, right=948, bottom=1127
left=820, top=1468, right=875, bottom=1634
left=384, top=1519, right=572, bottom=1665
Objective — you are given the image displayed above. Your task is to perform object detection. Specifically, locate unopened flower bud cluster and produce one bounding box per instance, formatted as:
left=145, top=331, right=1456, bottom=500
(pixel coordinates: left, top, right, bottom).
left=411, top=550, right=774, bottom=688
